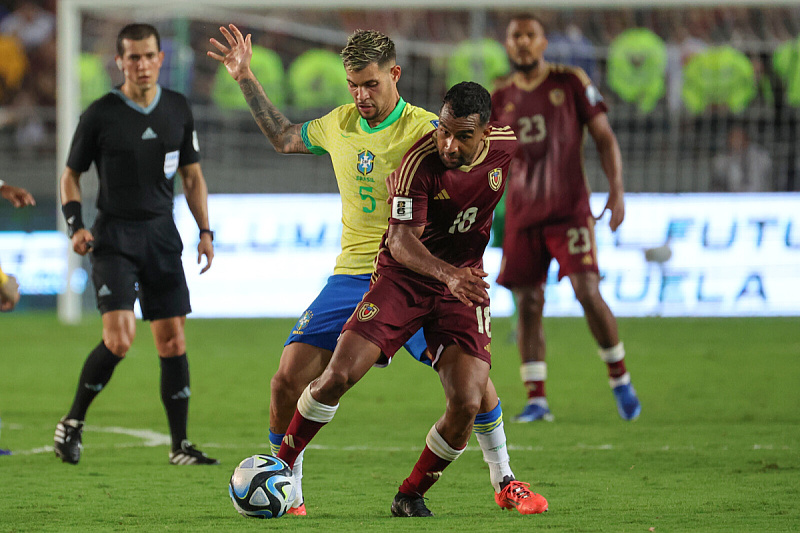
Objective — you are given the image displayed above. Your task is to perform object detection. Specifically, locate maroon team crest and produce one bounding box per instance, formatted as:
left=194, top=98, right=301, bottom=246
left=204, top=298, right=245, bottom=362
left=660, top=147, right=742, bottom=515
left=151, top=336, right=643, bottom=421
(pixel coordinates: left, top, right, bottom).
left=488, top=168, right=503, bottom=191
left=357, top=302, right=379, bottom=321
left=549, top=89, right=565, bottom=106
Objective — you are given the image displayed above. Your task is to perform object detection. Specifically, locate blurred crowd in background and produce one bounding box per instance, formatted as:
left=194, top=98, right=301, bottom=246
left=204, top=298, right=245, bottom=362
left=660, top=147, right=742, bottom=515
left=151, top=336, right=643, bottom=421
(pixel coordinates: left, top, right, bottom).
left=1, top=1, right=800, bottom=222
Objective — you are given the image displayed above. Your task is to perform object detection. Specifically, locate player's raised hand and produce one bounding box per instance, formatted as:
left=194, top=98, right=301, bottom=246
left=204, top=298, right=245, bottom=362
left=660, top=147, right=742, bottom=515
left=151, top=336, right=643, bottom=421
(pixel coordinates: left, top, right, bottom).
left=446, top=267, right=490, bottom=307
left=208, top=24, right=253, bottom=82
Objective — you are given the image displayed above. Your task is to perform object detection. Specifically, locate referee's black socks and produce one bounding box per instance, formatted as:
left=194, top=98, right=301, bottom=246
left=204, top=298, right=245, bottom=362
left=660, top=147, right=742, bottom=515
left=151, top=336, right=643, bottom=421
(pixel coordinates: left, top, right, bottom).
left=67, top=341, right=122, bottom=421
left=159, top=353, right=190, bottom=450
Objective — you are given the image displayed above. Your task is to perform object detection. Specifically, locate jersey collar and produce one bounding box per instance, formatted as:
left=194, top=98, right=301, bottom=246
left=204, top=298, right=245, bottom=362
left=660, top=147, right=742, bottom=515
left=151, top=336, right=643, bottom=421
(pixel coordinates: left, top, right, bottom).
left=459, top=134, right=491, bottom=172
left=112, top=85, right=162, bottom=115
left=359, top=97, right=406, bottom=133
left=512, top=64, right=551, bottom=92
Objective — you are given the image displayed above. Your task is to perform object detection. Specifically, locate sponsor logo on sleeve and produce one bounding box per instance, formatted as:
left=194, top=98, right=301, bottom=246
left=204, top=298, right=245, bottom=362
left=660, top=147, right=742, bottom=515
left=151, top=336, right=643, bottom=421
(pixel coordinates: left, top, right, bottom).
left=585, top=84, right=604, bottom=106
left=392, top=196, right=413, bottom=220
left=163, top=150, right=180, bottom=179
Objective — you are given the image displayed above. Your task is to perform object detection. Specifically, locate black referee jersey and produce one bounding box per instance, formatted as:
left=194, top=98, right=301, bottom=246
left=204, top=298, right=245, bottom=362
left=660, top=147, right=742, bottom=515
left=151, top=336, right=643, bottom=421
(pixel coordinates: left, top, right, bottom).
left=66, top=86, right=201, bottom=220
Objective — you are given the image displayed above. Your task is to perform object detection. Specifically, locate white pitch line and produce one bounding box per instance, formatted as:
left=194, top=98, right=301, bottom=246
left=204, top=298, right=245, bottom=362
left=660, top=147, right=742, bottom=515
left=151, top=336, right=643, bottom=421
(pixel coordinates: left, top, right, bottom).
left=4, top=424, right=791, bottom=456
left=9, top=425, right=170, bottom=456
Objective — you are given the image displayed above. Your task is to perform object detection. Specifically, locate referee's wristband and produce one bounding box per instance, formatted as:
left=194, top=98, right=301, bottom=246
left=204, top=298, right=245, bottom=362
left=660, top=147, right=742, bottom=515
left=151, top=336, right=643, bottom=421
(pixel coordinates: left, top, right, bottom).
left=199, top=229, right=214, bottom=242
left=62, top=201, right=85, bottom=238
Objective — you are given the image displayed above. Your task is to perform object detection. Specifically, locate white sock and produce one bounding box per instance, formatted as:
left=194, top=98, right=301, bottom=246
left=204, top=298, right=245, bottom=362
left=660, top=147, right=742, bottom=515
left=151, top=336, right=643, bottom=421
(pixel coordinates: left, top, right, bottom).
left=598, top=342, right=625, bottom=363
left=520, top=361, right=547, bottom=382
left=426, top=425, right=465, bottom=462
left=474, top=423, right=514, bottom=493
left=297, top=385, right=338, bottom=423
left=291, top=449, right=304, bottom=507
left=270, top=437, right=304, bottom=506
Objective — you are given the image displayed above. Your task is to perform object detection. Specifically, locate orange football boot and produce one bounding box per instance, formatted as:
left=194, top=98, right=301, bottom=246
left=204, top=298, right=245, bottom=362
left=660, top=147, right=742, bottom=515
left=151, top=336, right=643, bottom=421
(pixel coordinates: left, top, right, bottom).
left=495, top=480, right=548, bottom=515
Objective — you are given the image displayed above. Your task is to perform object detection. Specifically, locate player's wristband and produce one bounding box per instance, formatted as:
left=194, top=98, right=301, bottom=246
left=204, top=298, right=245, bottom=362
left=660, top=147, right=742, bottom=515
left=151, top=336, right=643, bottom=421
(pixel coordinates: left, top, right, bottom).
left=62, top=201, right=85, bottom=238
left=199, top=229, right=214, bottom=242
left=0, top=267, right=9, bottom=285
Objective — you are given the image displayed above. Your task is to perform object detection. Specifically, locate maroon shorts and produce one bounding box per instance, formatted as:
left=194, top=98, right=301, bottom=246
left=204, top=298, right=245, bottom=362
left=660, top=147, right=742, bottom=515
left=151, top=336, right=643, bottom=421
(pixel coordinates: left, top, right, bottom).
left=497, top=215, right=599, bottom=289
left=343, top=271, right=493, bottom=367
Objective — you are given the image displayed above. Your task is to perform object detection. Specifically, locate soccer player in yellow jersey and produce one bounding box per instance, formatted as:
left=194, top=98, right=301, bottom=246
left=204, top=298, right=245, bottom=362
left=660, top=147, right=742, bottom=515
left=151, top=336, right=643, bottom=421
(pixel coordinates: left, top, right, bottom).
left=210, top=25, right=540, bottom=516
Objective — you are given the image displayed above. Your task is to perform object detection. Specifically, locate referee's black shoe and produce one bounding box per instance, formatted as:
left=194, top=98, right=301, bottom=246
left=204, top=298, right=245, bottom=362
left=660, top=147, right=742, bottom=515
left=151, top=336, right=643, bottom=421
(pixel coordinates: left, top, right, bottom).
left=54, top=417, right=84, bottom=465
left=169, top=439, right=220, bottom=465
left=391, top=491, right=434, bottom=517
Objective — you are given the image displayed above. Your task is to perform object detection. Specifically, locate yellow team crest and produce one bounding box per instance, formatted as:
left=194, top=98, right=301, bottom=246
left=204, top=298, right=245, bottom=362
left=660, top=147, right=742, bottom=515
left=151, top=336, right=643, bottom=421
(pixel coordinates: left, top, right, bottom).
left=549, top=89, right=565, bottom=106
left=292, top=310, right=313, bottom=335
left=357, top=302, right=380, bottom=321
left=488, top=168, right=503, bottom=192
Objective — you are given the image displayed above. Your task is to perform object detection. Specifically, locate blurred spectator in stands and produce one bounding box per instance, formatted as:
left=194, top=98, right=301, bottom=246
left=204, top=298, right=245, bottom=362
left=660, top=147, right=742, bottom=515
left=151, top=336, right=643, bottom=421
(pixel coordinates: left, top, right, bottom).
left=213, top=44, right=285, bottom=111
left=79, top=53, right=111, bottom=111
left=711, top=125, right=772, bottom=192
left=607, top=27, right=667, bottom=113
left=682, top=45, right=757, bottom=115
left=0, top=33, right=27, bottom=105
left=665, top=10, right=710, bottom=111
left=546, top=12, right=599, bottom=82
left=0, top=0, right=55, bottom=152
left=774, top=35, right=800, bottom=107
left=447, top=38, right=509, bottom=91
left=160, top=36, right=195, bottom=96
left=0, top=0, right=54, bottom=53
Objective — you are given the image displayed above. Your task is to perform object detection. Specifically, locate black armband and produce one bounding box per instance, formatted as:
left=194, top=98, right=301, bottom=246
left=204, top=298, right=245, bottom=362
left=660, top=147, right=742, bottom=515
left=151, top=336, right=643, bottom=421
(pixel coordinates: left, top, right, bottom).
left=199, top=229, right=214, bottom=242
left=62, top=201, right=85, bottom=238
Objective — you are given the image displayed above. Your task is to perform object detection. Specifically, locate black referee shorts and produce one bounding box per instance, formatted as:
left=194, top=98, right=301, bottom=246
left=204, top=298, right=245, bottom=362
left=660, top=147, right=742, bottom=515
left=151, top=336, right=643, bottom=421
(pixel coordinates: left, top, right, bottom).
left=90, top=213, right=191, bottom=321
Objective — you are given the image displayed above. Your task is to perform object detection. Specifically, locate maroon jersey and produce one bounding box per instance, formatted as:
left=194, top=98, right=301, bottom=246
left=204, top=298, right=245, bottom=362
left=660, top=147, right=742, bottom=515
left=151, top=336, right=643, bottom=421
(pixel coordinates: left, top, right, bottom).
left=376, top=124, right=517, bottom=284
left=491, top=64, right=608, bottom=229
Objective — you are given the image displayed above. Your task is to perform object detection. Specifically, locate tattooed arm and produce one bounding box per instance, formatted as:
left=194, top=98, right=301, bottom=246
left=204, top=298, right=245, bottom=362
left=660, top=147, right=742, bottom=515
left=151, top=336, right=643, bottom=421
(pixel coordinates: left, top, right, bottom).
left=238, top=78, right=309, bottom=154
left=209, top=24, right=310, bottom=154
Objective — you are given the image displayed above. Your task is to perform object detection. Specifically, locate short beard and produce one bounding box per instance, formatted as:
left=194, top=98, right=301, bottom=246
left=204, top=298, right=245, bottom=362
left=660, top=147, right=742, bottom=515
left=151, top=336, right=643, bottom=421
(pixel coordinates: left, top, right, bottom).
left=511, top=59, right=539, bottom=73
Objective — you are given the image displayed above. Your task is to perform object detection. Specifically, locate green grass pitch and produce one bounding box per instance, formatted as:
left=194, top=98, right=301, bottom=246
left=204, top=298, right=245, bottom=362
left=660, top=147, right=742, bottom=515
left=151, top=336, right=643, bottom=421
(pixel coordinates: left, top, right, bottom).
left=1, top=312, right=798, bottom=532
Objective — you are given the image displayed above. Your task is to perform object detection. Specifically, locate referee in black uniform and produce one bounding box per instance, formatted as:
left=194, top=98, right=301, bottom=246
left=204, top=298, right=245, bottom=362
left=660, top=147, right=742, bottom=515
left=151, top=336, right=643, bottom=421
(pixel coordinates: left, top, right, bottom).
left=54, top=23, right=218, bottom=466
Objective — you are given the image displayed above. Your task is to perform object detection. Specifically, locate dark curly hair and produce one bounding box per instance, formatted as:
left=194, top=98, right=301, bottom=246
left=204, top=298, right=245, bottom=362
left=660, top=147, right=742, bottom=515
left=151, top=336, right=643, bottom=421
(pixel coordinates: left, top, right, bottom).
left=442, top=81, right=492, bottom=125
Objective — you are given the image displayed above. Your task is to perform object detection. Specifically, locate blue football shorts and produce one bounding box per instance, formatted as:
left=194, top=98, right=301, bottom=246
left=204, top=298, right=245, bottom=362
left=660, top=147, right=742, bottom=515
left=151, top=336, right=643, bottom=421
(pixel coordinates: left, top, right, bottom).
left=284, top=274, right=431, bottom=366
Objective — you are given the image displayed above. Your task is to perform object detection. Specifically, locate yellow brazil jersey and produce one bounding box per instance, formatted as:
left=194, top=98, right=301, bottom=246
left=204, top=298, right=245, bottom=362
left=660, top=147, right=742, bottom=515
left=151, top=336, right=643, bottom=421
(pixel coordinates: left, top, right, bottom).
left=301, top=98, right=438, bottom=275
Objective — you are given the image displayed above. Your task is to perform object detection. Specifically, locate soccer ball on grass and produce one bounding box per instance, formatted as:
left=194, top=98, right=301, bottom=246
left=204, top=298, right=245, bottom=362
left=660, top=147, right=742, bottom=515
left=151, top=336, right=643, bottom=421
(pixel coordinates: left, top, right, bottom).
left=229, top=454, right=297, bottom=519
